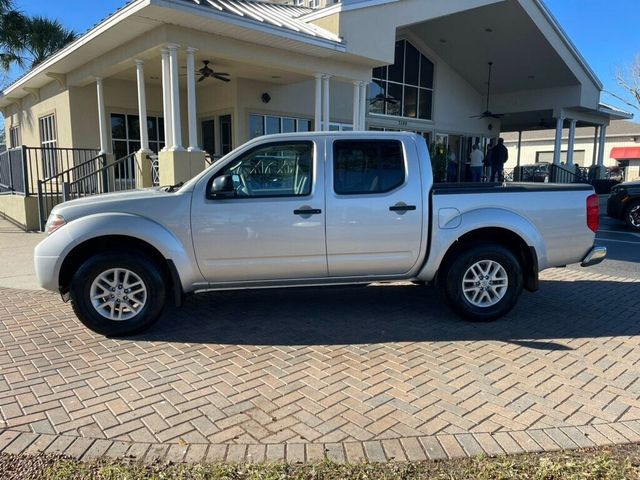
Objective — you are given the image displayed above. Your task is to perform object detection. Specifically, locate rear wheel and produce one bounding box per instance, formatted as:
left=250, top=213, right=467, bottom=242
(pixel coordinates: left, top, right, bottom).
left=440, top=244, right=523, bottom=322
left=69, top=252, right=166, bottom=336
left=625, top=201, right=640, bottom=231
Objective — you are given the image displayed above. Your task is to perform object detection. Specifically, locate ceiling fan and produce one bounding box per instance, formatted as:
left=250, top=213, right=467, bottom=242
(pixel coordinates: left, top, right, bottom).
left=183, top=60, right=230, bottom=83
left=369, top=93, right=399, bottom=106
left=532, top=118, right=552, bottom=130
left=470, top=61, right=504, bottom=119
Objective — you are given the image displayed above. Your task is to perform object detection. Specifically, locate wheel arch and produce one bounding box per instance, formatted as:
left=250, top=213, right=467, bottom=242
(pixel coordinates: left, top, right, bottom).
left=59, top=235, right=184, bottom=306
left=435, top=227, right=539, bottom=292
left=43, top=213, right=203, bottom=304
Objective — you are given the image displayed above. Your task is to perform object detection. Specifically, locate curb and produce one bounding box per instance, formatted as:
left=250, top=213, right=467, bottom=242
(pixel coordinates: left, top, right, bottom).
left=2, top=421, right=640, bottom=464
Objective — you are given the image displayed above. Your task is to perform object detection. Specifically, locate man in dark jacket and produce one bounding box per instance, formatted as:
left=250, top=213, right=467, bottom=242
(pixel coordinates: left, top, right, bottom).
left=490, top=137, right=508, bottom=182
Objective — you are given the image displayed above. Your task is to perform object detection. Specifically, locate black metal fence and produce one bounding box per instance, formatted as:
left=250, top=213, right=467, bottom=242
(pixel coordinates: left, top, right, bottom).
left=0, top=147, right=29, bottom=195
left=36, top=152, right=138, bottom=230
left=23, top=147, right=101, bottom=197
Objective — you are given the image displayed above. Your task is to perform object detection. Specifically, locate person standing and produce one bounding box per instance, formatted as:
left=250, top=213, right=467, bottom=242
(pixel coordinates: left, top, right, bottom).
left=491, top=137, right=508, bottom=182
left=446, top=145, right=458, bottom=183
left=469, top=144, right=484, bottom=182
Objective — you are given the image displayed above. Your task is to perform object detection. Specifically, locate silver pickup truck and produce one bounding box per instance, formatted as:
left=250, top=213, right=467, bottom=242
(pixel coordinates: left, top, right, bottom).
left=35, top=132, right=605, bottom=336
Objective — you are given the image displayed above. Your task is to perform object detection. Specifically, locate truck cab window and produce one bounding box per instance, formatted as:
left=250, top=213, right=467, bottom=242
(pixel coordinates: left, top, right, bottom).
left=213, top=141, right=313, bottom=198
left=333, top=140, right=405, bottom=195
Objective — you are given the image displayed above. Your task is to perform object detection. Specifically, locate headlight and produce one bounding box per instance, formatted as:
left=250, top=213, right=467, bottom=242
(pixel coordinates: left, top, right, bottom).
left=45, top=214, right=66, bottom=235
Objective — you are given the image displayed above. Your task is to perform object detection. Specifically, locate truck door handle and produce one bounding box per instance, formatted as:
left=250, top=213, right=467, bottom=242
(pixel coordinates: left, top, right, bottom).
left=389, top=204, right=416, bottom=212
left=294, top=208, right=322, bottom=215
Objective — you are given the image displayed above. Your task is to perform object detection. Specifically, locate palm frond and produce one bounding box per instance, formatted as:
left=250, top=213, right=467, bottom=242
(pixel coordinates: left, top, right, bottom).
left=25, top=16, right=77, bottom=68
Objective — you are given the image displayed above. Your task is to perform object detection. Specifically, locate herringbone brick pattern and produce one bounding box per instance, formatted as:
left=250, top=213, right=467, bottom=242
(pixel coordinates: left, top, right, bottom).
left=0, top=269, right=639, bottom=460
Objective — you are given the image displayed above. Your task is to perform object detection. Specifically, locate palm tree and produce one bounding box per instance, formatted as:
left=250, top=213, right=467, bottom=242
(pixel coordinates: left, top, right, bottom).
left=0, top=0, right=27, bottom=71
left=1, top=2, right=77, bottom=72
left=21, top=16, right=77, bottom=68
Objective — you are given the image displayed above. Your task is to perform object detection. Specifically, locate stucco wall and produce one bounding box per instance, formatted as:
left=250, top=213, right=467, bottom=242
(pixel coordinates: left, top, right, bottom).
left=0, top=195, right=40, bottom=231
left=3, top=81, right=72, bottom=149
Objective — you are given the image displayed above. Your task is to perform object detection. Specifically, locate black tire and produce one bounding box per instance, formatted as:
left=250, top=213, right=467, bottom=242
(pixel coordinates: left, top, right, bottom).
left=439, top=244, right=523, bottom=322
left=69, top=252, right=166, bottom=336
left=624, top=201, right=640, bottom=232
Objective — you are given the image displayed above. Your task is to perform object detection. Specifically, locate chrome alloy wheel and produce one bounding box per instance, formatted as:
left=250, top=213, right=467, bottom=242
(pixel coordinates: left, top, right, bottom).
left=90, top=268, right=147, bottom=321
left=628, top=204, right=640, bottom=229
left=462, top=260, right=509, bottom=308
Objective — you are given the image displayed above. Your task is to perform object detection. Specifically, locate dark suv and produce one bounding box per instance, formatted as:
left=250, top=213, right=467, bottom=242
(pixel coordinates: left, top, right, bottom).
left=607, top=180, right=640, bottom=231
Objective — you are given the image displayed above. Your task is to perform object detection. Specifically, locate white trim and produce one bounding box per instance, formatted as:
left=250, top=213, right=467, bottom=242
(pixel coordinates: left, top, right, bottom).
left=299, top=0, right=399, bottom=22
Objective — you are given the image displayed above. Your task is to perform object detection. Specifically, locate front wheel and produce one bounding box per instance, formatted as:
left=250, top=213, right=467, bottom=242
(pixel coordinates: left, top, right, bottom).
left=69, top=252, right=166, bottom=336
left=625, top=201, right=640, bottom=232
left=440, top=244, right=523, bottom=322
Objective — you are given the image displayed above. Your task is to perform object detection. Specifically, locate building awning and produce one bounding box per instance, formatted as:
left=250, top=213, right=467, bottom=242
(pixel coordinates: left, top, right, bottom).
left=610, top=147, right=640, bottom=160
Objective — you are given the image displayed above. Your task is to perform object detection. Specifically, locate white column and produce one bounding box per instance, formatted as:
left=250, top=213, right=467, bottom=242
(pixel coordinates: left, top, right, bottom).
left=185, top=47, right=200, bottom=151
left=552, top=116, right=564, bottom=165
left=322, top=74, right=331, bottom=132
left=359, top=81, right=367, bottom=131
left=314, top=74, right=322, bottom=132
left=352, top=81, right=360, bottom=131
left=168, top=43, right=184, bottom=151
left=96, top=78, right=110, bottom=155
left=566, top=119, right=577, bottom=166
left=134, top=60, right=150, bottom=152
left=597, top=124, right=607, bottom=167
left=160, top=48, right=173, bottom=151
left=592, top=126, right=599, bottom=166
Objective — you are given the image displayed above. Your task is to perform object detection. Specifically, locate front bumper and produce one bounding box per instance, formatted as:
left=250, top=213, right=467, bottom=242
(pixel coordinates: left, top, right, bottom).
left=581, top=245, right=607, bottom=268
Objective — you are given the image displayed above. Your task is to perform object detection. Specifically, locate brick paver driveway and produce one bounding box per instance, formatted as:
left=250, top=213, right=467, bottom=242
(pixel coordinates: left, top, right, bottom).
left=1, top=268, right=640, bottom=463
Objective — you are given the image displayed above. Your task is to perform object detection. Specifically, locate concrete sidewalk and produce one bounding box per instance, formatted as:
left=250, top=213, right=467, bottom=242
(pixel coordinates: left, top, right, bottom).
left=0, top=218, right=44, bottom=290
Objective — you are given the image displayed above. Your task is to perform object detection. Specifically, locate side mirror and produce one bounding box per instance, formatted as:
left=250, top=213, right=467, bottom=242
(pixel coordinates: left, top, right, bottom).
left=209, top=174, right=235, bottom=199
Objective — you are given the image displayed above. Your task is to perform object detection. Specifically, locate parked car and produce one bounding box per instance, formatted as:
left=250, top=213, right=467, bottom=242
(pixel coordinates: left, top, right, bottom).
left=35, top=132, right=606, bottom=336
left=607, top=180, right=640, bottom=231
left=519, top=162, right=550, bottom=183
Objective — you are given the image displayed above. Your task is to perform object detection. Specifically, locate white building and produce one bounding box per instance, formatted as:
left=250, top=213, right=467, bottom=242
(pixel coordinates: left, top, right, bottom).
left=503, top=119, right=640, bottom=181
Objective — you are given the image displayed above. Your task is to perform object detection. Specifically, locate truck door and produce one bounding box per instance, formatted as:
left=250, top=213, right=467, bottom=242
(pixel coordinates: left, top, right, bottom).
left=326, top=137, right=424, bottom=276
left=191, top=139, right=327, bottom=282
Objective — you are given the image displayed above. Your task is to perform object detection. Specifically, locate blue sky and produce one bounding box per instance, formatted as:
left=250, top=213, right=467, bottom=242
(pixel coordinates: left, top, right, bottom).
left=2, top=0, right=639, bottom=124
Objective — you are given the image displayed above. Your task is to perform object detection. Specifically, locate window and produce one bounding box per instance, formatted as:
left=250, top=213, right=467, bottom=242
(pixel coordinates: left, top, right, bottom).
left=202, top=119, right=215, bottom=155
left=329, top=122, right=353, bottom=132
left=369, top=40, right=434, bottom=120
left=39, top=114, right=58, bottom=177
left=333, top=140, right=405, bottom=195
left=536, top=150, right=586, bottom=166
left=249, top=114, right=312, bottom=139
left=110, top=113, right=165, bottom=160
left=9, top=126, right=20, bottom=148
left=213, top=142, right=313, bottom=198
left=220, top=115, right=233, bottom=155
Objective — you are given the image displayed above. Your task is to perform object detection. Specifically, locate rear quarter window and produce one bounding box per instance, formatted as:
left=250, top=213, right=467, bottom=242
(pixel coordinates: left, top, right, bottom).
left=333, top=140, right=405, bottom=195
